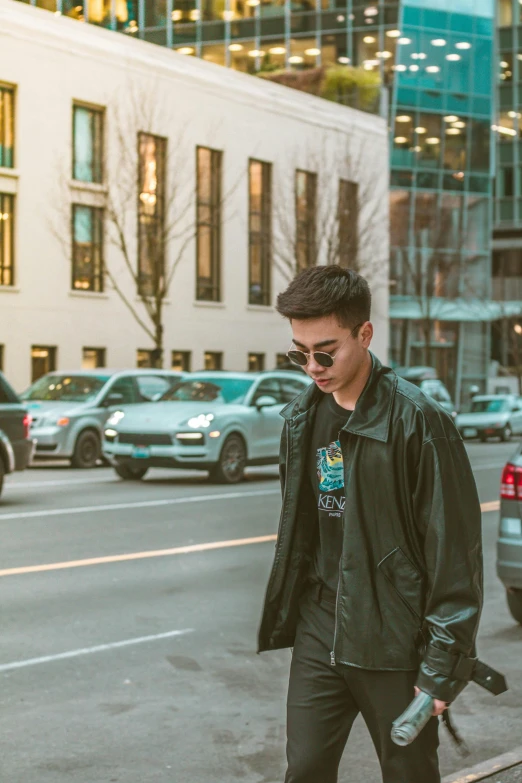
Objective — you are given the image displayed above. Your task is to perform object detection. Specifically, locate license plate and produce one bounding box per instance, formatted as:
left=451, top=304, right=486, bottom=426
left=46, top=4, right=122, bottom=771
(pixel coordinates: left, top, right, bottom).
left=463, top=428, right=477, bottom=438
left=132, top=446, right=150, bottom=459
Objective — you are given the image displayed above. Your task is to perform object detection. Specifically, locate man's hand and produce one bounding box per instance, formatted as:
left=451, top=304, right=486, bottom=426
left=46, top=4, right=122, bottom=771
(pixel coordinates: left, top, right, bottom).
left=414, top=686, right=448, bottom=716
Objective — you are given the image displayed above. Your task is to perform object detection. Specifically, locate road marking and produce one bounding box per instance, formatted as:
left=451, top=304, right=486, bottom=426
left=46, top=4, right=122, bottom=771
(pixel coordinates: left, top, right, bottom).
left=0, top=534, right=278, bottom=577
left=0, top=488, right=280, bottom=522
left=5, top=476, right=117, bottom=490
left=0, top=629, right=194, bottom=673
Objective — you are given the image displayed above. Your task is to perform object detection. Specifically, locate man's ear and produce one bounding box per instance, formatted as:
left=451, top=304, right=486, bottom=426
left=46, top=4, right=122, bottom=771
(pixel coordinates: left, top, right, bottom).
left=360, top=321, right=373, bottom=347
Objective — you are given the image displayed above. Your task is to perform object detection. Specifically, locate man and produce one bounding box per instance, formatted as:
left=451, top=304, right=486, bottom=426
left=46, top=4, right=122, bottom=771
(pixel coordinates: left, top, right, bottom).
left=258, top=266, right=505, bottom=783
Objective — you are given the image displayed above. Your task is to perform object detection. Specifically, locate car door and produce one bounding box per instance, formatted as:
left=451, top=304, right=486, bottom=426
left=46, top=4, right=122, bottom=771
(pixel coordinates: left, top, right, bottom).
left=248, top=378, right=286, bottom=459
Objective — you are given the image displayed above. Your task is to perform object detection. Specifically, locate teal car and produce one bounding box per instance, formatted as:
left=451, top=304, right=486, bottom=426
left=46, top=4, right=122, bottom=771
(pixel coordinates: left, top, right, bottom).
left=103, top=371, right=311, bottom=484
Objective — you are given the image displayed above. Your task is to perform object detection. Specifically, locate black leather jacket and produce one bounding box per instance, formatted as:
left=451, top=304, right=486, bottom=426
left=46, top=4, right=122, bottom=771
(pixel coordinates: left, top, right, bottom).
left=258, top=353, right=504, bottom=703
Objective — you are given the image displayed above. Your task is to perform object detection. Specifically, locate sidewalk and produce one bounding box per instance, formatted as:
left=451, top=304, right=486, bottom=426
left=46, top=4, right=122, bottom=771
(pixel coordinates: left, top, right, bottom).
left=443, top=749, right=522, bottom=783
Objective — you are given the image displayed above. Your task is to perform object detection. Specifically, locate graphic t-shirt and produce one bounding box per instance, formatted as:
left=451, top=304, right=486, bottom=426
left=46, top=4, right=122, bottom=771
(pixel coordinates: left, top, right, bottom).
left=308, top=393, right=352, bottom=596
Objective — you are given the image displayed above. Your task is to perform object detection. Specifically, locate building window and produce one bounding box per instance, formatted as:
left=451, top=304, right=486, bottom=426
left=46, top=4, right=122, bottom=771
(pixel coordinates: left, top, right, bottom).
left=276, top=353, right=288, bottom=369
left=338, top=180, right=358, bottom=267
left=138, top=132, right=167, bottom=297
left=72, top=205, right=104, bottom=291
left=196, top=146, right=222, bottom=302
left=248, top=352, right=265, bottom=371
left=82, top=347, right=106, bottom=369
left=171, top=350, right=191, bottom=372
left=249, top=159, right=272, bottom=306
left=204, top=351, right=223, bottom=370
left=295, top=170, right=317, bottom=272
left=0, top=193, right=14, bottom=286
left=31, top=346, right=57, bottom=382
left=0, top=86, right=15, bottom=169
left=72, top=104, right=104, bottom=183
left=137, top=349, right=154, bottom=368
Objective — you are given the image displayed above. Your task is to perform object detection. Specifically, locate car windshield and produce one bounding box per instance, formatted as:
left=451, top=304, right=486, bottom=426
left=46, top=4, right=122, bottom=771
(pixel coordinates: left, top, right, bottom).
left=161, top=377, right=254, bottom=404
left=21, top=374, right=109, bottom=402
left=471, top=399, right=510, bottom=413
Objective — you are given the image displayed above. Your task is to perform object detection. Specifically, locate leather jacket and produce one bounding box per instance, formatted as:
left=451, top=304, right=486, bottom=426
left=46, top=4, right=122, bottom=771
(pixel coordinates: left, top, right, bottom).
left=258, top=353, right=505, bottom=703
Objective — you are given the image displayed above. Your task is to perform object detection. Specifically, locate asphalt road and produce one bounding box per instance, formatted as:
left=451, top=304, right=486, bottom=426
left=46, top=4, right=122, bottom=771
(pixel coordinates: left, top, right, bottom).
left=0, top=441, right=520, bottom=783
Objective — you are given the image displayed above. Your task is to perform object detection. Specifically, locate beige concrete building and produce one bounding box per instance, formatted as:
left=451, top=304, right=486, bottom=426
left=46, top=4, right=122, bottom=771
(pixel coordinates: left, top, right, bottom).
left=0, top=0, right=388, bottom=392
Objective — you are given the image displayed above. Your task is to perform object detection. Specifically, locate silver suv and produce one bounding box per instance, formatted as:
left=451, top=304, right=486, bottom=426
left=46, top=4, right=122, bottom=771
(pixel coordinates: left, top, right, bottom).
left=21, top=370, right=183, bottom=468
left=498, top=451, right=522, bottom=625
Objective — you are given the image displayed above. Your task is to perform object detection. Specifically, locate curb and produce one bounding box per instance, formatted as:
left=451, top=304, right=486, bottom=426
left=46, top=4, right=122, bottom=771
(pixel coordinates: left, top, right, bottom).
left=442, top=747, right=522, bottom=783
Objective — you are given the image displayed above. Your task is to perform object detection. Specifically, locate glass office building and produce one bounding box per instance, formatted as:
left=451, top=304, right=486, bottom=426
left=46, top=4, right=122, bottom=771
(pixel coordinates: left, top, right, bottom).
left=16, top=0, right=496, bottom=403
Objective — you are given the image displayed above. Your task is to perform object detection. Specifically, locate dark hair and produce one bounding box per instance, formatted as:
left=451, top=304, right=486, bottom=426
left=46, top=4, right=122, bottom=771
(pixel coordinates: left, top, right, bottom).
left=276, top=265, right=371, bottom=330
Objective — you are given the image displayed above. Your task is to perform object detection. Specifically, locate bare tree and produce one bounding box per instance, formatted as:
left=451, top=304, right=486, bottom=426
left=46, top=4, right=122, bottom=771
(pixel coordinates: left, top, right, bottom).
left=271, top=129, right=389, bottom=292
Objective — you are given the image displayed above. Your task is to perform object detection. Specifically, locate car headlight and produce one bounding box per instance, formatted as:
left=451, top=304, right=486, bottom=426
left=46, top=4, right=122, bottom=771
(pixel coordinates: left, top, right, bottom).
left=186, top=413, right=215, bottom=429
left=176, top=432, right=205, bottom=443
left=107, top=410, right=125, bottom=426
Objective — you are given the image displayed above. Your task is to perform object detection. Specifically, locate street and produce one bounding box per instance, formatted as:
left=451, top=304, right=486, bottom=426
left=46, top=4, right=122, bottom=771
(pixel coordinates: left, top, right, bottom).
left=0, top=442, right=520, bottom=783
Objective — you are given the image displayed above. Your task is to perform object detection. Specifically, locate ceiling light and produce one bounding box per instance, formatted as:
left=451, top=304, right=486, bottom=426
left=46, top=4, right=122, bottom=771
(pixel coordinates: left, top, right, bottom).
left=415, top=126, right=426, bottom=134
left=386, top=29, right=400, bottom=38
left=453, top=171, right=465, bottom=181
left=229, top=43, right=243, bottom=51
left=393, top=64, right=407, bottom=71
left=363, top=35, right=376, bottom=43
left=426, top=65, right=440, bottom=73
left=412, top=146, right=422, bottom=152
left=501, top=61, right=509, bottom=67
left=189, top=9, right=200, bottom=19
left=455, top=41, right=471, bottom=49
left=248, top=49, right=264, bottom=57
left=247, top=0, right=260, bottom=4
left=398, top=37, right=411, bottom=45
left=171, top=9, right=182, bottom=20
left=394, top=137, right=408, bottom=143
left=409, top=64, right=419, bottom=72
left=518, top=54, right=522, bottom=61
left=338, top=56, right=350, bottom=64
left=446, top=128, right=461, bottom=135
left=337, top=14, right=345, bottom=22
left=446, top=53, right=461, bottom=61
left=492, top=124, right=517, bottom=136
left=426, top=137, right=440, bottom=144
left=431, top=38, right=446, bottom=46
left=222, top=9, right=234, bottom=19
left=444, top=115, right=459, bottom=122
left=396, top=115, right=412, bottom=122
left=452, top=121, right=466, bottom=128
left=289, top=55, right=304, bottom=64
left=177, top=47, right=194, bottom=55
left=269, top=46, right=286, bottom=54
left=305, top=48, right=321, bottom=56
left=364, top=6, right=378, bottom=15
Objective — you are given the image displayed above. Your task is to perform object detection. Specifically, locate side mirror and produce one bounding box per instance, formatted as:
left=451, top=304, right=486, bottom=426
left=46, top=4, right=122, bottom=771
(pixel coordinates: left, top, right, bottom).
left=104, top=392, right=124, bottom=407
left=255, top=395, right=278, bottom=409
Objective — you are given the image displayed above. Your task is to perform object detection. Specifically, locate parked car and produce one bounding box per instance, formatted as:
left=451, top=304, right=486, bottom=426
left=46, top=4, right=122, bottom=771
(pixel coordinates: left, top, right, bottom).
left=103, top=370, right=311, bottom=484
left=394, top=366, right=457, bottom=418
left=20, top=369, right=183, bottom=468
left=456, top=395, right=522, bottom=442
left=0, top=372, right=34, bottom=496
left=498, top=452, right=522, bottom=624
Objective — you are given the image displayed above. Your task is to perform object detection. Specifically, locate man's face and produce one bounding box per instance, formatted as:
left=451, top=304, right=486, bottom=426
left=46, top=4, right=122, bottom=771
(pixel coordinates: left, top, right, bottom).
left=290, top=314, right=373, bottom=395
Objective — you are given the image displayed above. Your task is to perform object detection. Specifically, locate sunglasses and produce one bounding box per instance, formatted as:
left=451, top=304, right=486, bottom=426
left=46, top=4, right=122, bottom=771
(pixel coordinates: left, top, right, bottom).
left=287, top=324, right=363, bottom=368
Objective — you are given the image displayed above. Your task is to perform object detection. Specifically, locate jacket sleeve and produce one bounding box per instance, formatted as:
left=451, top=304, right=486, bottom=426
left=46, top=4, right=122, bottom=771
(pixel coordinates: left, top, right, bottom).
left=279, top=423, right=288, bottom=499
left=413, top=435, right=483, bottom=704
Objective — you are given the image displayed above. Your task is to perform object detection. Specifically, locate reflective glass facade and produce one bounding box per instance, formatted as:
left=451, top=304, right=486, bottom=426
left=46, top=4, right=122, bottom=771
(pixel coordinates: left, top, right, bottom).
left=17, top=0, right=495, bottom=403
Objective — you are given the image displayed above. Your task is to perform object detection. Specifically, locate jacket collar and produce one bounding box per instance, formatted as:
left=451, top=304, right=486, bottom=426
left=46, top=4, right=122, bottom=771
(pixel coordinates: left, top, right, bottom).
left=280, top=352, right=397, bottom=443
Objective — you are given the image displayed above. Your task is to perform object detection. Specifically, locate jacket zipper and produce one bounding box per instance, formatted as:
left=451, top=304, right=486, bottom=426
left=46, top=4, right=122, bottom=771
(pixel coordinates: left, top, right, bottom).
left=331, top=429, right=347, bottom=666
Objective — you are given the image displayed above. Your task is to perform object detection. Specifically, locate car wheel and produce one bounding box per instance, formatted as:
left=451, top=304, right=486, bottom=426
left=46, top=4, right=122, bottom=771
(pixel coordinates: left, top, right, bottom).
left=0, top=459, right=4, bottom=498
left=507, top=589, right=522, bottom=625
left=114, top=463, right=149, bottom=481
left=479, top=434, right=488, bottom=443
left=500, top=425, right=513, bottom=443
left=71, top=430, right=101, bottom=469
left=209, top=434, right=246, bottom=484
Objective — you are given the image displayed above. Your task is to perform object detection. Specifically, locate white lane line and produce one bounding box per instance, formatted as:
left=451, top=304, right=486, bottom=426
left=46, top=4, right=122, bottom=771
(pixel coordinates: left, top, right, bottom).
left=0, top=488, right=280, bottom=521
left=0, top=629, right=194, bottom=673
left=5, top=476, right=117, bottom=490
left=0, top=534, right=277, bottom=577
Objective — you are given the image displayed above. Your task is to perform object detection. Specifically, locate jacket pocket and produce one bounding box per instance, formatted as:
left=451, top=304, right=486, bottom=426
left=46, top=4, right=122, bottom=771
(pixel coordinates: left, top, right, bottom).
left=377, top=546, right=424, bottom=622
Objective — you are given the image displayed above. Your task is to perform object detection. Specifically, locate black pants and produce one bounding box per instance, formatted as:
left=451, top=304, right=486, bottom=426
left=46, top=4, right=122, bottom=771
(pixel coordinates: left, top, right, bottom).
left=285, top=585, right=440, bottom=783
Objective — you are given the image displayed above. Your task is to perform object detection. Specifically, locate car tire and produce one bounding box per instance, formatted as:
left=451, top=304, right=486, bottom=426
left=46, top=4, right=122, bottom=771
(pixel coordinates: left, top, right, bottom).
left=209, top=434, right=247, bottom=484
left=71, top=430, right=101, bottom=469
left=507, top=589, right=522, bottom=625
left=500, top=425, right=513, bottom=443
left=114, top=463, right=149, bottom=481
left=0, top=458, right=4, bottom=498
left=479, top=434, right=488, bottom=443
